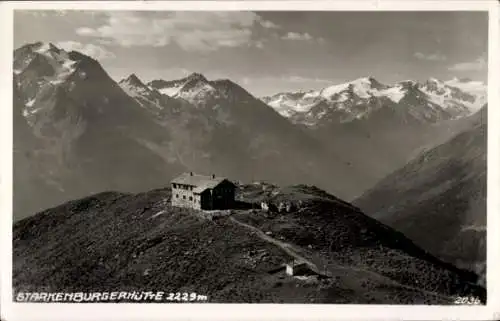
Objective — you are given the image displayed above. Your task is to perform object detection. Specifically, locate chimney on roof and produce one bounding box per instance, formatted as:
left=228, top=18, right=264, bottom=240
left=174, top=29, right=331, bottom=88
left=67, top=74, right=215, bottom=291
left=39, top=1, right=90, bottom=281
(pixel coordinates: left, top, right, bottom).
left=212, top=174, right=215, bottom=179
left=190, top=172, right=193, bottom=176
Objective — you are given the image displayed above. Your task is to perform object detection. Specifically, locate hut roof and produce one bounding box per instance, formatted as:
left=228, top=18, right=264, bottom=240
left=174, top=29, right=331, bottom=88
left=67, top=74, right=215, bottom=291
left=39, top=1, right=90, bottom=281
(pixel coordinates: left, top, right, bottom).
left=171, top=172, right=235, bottom=194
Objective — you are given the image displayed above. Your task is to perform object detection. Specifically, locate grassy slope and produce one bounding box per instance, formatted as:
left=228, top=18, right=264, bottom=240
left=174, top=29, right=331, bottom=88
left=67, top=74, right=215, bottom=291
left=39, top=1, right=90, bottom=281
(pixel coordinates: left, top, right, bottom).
left=13, top=186, right=485, bottom=304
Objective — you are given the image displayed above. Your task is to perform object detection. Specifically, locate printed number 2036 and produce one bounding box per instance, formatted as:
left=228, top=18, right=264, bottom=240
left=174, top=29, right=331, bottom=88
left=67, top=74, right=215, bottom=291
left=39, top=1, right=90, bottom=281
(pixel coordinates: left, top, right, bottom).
left=454, top=296, right=481, bottom=305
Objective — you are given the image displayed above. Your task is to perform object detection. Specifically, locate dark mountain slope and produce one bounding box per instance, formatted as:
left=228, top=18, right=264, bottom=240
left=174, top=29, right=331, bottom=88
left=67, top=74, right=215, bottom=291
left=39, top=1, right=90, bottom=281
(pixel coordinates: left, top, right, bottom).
left=13, top=185, right=484, bottom=304
left=354, top=106, right=487, bottom=283
left=13, top=75, right=66, bottom=218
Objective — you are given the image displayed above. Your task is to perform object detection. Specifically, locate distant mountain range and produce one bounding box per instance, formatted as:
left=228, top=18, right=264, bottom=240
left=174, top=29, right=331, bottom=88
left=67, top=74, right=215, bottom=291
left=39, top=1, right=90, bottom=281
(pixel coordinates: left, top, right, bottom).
left=13, top=42, right=487, bottom=216
left=261, top=76, right=485, bottom=127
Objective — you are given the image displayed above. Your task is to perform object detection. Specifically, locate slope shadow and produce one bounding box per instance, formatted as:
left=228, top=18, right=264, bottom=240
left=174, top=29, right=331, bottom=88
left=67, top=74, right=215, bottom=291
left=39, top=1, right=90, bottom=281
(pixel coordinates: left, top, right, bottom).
left=233, top=200, right=257, bottom=210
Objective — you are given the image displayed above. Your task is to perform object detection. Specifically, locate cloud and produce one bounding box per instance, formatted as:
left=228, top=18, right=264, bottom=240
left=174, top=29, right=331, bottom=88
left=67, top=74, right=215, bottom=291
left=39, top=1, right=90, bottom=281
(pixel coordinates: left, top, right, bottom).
left=254, top=40, right=265, bottom=49
left=448, top=56, right=487, bottom=71
left=280, top=32, right=325, bottom=44
left=75, top=27, right=96, bottom=36
left=75, top=11, right=274, bottom=52
left=16, top=10, right=69, bottom=18
left=258, top=19, right=280, bottom=29
left=282, top=32, right=313, bottom=41
left=241, top=75, right=332, bottom=85
left=414, top=52, right=447, bottom=61
left=286, top=75, right=331, bottom=83
left=17, top=10, right=107, bottom=22
left=55, top=41, right=116, bottom=60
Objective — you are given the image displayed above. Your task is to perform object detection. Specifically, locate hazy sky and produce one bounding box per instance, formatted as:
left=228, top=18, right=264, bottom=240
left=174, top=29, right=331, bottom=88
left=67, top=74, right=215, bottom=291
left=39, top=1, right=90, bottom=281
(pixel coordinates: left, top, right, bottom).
left=14, top=10, right=488, bottom=96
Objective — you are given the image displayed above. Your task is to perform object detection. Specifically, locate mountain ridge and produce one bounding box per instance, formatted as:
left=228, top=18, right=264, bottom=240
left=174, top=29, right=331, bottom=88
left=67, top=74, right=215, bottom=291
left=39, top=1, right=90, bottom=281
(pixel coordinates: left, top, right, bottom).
left=354, top=105, right=487, bottom=284
left=13, top=183, right=485, bottom=304
left=262, top=76, right=485, bottom=127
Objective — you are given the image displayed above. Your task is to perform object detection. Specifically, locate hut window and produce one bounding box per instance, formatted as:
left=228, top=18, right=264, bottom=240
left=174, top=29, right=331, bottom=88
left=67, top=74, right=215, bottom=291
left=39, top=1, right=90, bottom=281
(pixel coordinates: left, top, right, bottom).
left=189, top=196, right=193, bottom=201
left=176, top=194, right=179, bottom=198
left=183, top=195, right=186, bottom=200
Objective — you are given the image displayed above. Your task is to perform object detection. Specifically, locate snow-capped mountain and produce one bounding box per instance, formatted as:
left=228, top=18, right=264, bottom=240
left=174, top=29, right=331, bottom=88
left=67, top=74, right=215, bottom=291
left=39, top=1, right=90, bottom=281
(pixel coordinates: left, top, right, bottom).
left=119, top=73, right=151, bottom=97
left=148, top=72, right=256, bottom=107
left=262, top=77, right=486, bottom=127
left=148, top=73, right=216, bottom=104
left=119, top=73, right=187, bottom=118
left=13, top=42, right=183, bottom=219
left=148, top=73, right=205, bottom=96
left=445, top=77, right=487, bottom=99
left=14, top=42, right=80, bottom=127
left=419, top=78, right=486, bottom=113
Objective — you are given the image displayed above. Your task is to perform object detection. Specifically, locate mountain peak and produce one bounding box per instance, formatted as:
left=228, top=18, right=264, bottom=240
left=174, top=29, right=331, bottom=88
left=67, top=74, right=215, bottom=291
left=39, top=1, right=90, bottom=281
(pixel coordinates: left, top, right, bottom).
left=186, top=72, right=207, bottom=82
left=398, top=80, right=419, bottom=89
left=354, top=76, right=386, bottom=90
left=118, top=73, right=154, bottom=98
left=121, top=73, right=145, bottom=87
left=48, top=43, right=61, bottom=53
left=357, top=76, right=376, bottom=82
left=14, top=41, right=80, bottom=80
left=427, top=77, right=442, bottom=83
left=210, top=78, right=255, bottom=101
left=30, top=42, right=62, bottom=55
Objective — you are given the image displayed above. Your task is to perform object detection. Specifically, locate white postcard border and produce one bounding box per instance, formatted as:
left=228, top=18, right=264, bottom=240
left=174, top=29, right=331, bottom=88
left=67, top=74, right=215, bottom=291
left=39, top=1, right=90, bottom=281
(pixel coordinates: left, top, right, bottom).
left=0, top=1, right=498, bottom=321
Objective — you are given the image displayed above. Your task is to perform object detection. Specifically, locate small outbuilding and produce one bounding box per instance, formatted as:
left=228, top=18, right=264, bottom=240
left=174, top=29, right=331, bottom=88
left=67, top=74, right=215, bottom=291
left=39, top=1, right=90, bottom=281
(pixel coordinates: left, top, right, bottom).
left=285, top=260, right=310, bottom=276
